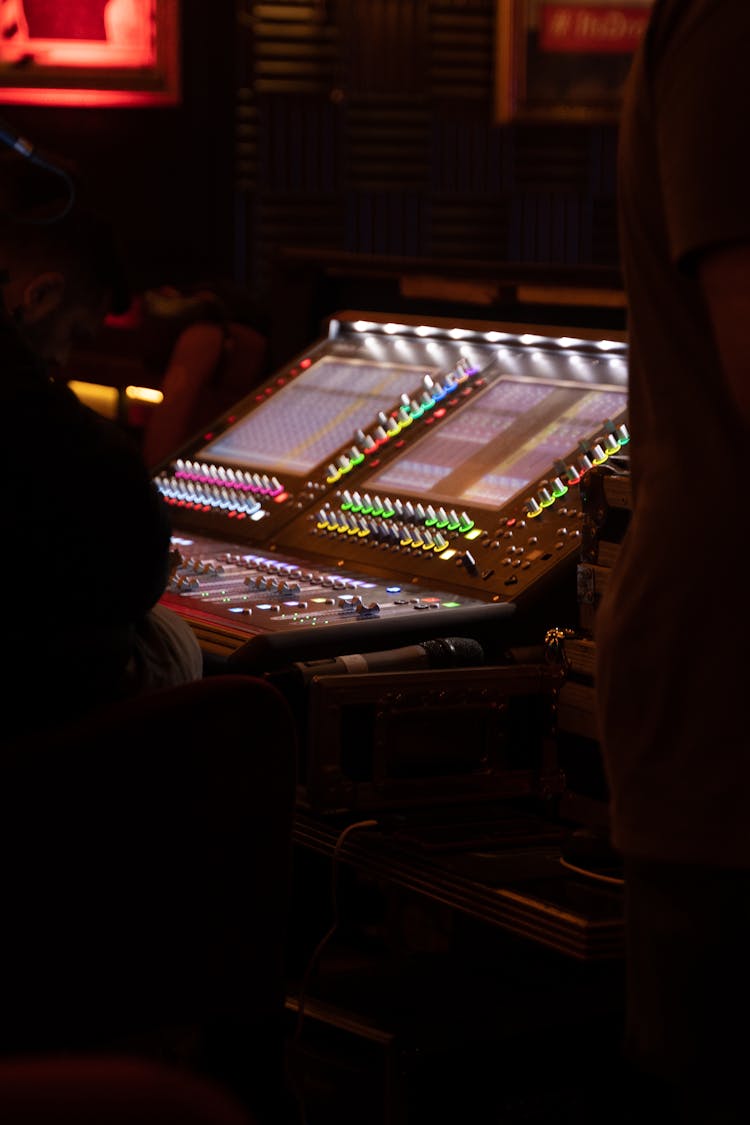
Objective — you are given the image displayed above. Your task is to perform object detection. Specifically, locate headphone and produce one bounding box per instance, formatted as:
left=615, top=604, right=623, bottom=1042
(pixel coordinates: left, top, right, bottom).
left=0, top=115, right=75, bottom=222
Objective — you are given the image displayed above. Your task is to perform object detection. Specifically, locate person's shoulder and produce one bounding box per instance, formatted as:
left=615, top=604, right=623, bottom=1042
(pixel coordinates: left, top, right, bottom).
left=36, top=379, right=151, bottom=476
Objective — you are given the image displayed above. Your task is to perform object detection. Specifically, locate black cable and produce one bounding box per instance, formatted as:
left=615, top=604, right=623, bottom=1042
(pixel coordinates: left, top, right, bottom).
left=293, top=818, right=379, bottom=1043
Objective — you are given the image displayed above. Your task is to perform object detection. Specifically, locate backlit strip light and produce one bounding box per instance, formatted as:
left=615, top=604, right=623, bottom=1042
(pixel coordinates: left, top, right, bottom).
left=345, top=320, right=627, bottom=356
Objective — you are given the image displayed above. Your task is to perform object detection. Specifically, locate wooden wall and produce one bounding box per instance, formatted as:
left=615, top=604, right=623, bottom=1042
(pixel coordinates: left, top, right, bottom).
left=2, top=1, right=622, bottom=324
left=238, top=0, right=622, bottom=300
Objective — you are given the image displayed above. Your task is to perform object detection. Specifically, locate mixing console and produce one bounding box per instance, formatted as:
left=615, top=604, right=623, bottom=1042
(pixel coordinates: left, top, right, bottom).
left=153, top=311, right=628, bottom=668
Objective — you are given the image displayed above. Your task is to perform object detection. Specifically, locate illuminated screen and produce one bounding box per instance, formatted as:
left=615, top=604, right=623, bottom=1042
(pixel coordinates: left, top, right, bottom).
left=196, top=356, right=439, bottom=476
left=363, top=376, right=628, bottom=510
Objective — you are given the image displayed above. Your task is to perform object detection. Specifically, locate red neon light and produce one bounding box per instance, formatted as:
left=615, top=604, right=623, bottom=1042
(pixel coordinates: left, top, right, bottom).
left=539, top=4, right=650, bottom=53
left=1, top=0, right=155, bottom=61
left=0, top=0, right=179, bottom=108
left=0, top=87, right=172, bottom=108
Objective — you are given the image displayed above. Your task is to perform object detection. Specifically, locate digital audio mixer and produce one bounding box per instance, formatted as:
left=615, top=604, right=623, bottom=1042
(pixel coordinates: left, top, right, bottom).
left=154, top=311, right=628, bottom=668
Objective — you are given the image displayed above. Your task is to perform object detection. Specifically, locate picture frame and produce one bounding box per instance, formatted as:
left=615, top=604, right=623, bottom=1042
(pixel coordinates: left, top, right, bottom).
left=0, top=0, right=180, bottom=108
left=495, top=0, right=653, bottom=124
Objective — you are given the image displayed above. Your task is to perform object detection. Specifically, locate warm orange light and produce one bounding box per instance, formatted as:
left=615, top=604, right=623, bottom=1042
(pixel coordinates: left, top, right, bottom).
left=125, top=385, right=163, bottom=405
left=68, top=380, right=119, bottom=419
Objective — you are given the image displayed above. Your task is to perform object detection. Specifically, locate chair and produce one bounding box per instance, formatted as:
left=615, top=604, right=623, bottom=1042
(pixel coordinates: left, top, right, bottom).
left=0, top=674, right=302, bottom=1125
left=0, top=1054, right=257, bottom=1123
left=142, top=320, right=269, bottom=468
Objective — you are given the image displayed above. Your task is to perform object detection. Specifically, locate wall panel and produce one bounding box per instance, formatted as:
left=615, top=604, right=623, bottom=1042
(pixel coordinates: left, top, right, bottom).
left=241, top=0, right=621, bottom=304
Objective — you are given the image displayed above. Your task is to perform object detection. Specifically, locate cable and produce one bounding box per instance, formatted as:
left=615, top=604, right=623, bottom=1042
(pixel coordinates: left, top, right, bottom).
left=23, top=152, right=75, bottom=222
left=558, top=856, right=625, bottom=886
left=0, top=117, right=76, bottom=223
left=293, top=818, right=379, bottom=1042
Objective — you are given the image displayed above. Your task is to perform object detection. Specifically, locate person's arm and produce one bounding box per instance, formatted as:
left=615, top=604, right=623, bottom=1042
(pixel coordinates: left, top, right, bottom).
left=697, top=244, right=750, bottom=431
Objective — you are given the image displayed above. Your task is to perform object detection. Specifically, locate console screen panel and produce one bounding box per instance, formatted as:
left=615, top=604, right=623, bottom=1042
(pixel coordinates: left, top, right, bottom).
left=193, top=356, right=439, bottom=476
left=362, top=376, right=628, bottom=511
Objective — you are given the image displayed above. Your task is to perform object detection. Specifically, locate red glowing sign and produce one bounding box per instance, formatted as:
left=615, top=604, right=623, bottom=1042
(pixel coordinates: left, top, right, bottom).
left=0, top=0, right=180, bottom=107
left=539, top=4, right=651, bottom=53
left=496, top=0, right=654, bottom=123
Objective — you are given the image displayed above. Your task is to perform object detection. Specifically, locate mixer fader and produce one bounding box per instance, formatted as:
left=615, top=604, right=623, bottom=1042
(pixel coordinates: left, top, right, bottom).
left=161, top=532, right=514, bottom=670
left=152, top=317, right=496, bottom=544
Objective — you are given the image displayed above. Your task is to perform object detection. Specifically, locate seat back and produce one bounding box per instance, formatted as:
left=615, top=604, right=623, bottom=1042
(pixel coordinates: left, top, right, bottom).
left=0, top=1055, right=258, bottom=1123
left=142, top=321, right=269, bottom=468
left=0, top=674, right=299, bottom=1121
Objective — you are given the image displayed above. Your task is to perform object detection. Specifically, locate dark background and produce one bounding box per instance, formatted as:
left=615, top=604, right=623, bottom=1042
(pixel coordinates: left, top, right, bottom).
left=1, top=0, right=624, bottom=361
